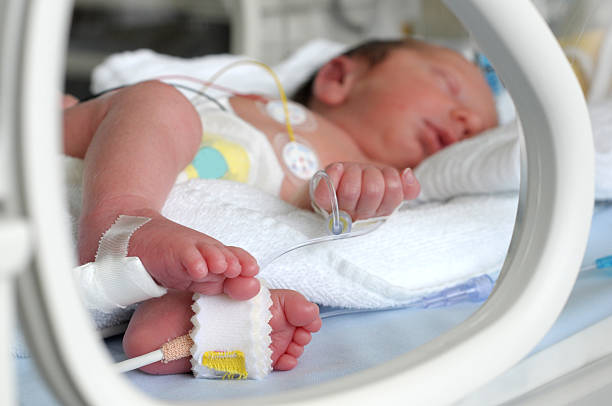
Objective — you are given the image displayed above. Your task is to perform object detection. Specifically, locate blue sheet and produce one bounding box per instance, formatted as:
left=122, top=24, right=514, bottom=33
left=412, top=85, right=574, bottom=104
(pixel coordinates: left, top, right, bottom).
left=16, top=203, right=612, bottom=404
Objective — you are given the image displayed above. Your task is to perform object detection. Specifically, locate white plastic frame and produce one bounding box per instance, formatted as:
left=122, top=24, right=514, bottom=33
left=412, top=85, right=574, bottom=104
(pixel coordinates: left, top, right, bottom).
left=9, top=0, right=593, bottom=405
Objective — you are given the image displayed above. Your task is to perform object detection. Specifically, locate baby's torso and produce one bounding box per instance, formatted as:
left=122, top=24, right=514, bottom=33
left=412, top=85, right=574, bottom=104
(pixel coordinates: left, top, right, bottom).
left=181, top=95, right=367, bottom=205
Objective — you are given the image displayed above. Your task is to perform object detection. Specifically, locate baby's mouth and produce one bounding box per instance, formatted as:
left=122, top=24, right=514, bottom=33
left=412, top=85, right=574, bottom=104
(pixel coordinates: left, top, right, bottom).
left=423, top=120, right=458, bottom=152
left=420, top=121, right=442, bottom=154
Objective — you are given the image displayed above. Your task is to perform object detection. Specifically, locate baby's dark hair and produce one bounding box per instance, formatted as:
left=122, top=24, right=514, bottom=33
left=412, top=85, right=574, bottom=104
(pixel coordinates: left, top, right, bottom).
left=292, top=38, right=427, bottom=106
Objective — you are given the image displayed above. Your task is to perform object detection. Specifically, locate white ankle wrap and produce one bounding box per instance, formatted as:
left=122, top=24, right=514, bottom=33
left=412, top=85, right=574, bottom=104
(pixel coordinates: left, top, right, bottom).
left=190, top=283, right=273, bottom=380
left=72, top=215, right=167, bottom=313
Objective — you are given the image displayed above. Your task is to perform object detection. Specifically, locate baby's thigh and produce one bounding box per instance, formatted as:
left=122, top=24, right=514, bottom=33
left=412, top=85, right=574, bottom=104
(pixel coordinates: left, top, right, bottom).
left=123, top=290, right=194, bottom=372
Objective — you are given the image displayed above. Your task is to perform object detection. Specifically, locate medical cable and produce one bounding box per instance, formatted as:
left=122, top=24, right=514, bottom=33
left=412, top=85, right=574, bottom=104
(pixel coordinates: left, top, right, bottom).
left=259, top=170, right=394, bottom=270
left=116, top=334, right=193, bottom=373
left=410, top=255, right=612, bottom=310
left=319, top=274, right=496, bottom=319
left=154, top=74, right=269, bottom=103
left=82, top=82, right=226, bottom=112
left=164, top=82, right=227, bottom=111
left=309, top=170, right=344, bottom=235
left=200, top=59, right=297, bottom=142
left=410, top=255, right=612, bottom=309
left=580, top=255, right=612, bottom=273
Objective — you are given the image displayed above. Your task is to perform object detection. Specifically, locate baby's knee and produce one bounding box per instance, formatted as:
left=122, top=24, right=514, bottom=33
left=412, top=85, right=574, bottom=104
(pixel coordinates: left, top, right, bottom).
left=121, top=81, right=202, bottom=152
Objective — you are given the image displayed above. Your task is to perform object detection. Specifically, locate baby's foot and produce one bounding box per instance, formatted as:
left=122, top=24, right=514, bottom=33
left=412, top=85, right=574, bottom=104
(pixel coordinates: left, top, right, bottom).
left=78, top=210, right=260, bottom=300
left=123, top=289, right=322, bottom=374
left=268, top=289, right=322, bottom=370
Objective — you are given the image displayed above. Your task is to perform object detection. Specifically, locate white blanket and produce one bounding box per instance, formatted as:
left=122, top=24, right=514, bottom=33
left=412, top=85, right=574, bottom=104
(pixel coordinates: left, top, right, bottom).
left=161, top=180, right=516, bottom=309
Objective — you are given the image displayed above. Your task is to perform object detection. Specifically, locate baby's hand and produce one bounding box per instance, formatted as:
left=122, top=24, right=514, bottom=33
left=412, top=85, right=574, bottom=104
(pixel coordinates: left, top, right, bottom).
left=312, top=162, right=420, bottom=220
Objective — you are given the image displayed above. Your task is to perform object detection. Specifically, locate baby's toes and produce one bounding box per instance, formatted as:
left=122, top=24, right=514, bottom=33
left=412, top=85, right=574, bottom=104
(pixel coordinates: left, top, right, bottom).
left=181, top=247, right=208, bottom=281
left=273, top=354, right=298, bottom=371
left=223, top=276, right=261, bottom=301
left=197, top=244, right=228, bottom=275
left=188, top=275, right=226, bottom=295
left=284, top=294, right=320, bottom=328
left=227, top=246, right=259, bottom=277
left=217, top=247, right=242, bottom=278
left=285, top=342, right=304, bottom=359
left=304, top=317, right=322, bottom=333
left=293, top=327, right=313, bottom=347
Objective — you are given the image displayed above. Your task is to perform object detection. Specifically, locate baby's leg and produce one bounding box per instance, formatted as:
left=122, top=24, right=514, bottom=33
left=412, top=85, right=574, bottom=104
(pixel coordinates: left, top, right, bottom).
left=64, top=81, right=259, bottom=299
left=123, top=289, right=322, bottom=374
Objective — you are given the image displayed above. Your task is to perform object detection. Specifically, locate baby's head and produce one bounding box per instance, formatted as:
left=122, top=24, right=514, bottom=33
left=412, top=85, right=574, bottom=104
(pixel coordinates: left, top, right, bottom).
left=294, top=39, right=499, bottom=168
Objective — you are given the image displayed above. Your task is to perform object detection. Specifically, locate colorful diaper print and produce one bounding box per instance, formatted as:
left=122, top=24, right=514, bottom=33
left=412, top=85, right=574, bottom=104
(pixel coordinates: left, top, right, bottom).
left=183, top=132, right=250, bottom=183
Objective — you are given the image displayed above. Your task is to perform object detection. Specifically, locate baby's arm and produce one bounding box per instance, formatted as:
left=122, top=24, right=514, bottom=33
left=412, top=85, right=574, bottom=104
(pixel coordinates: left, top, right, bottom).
left=311, top=163, right=420, bottom=220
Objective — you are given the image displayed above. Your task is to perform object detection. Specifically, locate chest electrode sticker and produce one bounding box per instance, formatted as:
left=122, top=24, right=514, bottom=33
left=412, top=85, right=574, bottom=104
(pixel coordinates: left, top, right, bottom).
left=266, top=100, right=307, bottom=125
left=282, top=141, right=319, bottom=180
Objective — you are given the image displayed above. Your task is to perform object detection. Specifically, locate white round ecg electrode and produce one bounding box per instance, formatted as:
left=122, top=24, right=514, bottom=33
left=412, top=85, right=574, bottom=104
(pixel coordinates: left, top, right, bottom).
left=282, top=141, right=319, bottom=180
left=266, top=100, right=308, bottom=126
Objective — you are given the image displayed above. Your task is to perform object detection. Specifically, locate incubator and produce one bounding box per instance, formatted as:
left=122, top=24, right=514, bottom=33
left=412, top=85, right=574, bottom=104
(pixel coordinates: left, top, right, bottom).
left=4, top=0, right=610, bottom=404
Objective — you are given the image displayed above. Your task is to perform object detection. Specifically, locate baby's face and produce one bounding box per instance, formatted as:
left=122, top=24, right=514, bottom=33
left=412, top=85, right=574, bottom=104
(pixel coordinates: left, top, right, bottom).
left=345, top=45, right=498, bottom=168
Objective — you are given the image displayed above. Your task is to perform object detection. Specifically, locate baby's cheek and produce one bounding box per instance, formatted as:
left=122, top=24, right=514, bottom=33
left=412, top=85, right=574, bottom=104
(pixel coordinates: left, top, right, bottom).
left=381, top=130, right=423, bottom=169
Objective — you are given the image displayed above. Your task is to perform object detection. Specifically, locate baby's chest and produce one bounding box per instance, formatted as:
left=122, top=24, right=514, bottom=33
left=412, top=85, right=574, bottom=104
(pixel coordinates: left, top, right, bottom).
left=226, top=96, right=365, bottom=181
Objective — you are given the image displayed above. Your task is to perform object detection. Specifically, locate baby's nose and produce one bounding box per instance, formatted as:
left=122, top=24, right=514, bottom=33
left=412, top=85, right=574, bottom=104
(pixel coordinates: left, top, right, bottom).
left=450, top=108, right=485, bottom=138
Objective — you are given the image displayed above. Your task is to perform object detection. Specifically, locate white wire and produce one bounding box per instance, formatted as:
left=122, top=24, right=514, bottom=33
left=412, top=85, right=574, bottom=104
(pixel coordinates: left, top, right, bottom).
left=259, top=202, right=410, bottom=271
left=116, top=349, right=163, bottom=373
left=309, top=170, right=343, bottom=234
left=258, top=220, right=385, bottom=270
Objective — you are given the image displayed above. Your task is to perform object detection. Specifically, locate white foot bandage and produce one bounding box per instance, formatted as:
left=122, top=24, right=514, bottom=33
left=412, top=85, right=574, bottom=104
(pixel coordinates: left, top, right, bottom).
left=72, top=215, right=167, bottom=313
left=189, top=284, right=273, bottom=380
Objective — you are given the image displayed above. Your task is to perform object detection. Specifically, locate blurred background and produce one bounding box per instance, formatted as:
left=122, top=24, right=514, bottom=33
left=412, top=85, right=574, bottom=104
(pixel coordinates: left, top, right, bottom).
left=66, top=0, right=610, bottom=99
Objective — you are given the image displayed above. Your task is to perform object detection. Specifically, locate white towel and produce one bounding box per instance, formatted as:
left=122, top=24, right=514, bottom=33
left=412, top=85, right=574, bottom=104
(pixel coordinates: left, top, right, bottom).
left=159, top=179, right=517, bottom=309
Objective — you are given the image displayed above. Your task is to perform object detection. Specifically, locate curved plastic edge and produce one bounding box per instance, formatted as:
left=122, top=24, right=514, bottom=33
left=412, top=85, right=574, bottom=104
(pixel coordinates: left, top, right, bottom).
left=17, top=1, right=594, bottom=406
left=261, top=0, right=594, bottom=404
left=16, top=0, right=161, bottom=405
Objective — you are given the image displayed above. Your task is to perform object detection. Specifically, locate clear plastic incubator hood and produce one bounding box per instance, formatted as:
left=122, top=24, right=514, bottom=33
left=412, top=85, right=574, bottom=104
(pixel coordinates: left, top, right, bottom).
left=0, top=0, right=594, bottom=405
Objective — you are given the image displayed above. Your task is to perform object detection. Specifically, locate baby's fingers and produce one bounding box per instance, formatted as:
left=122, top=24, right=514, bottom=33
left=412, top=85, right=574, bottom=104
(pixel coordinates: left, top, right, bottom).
left=312, top=163, right=344, bottom=212
left=375, top=168, right=420, bottom=217
left=335, top=164, right=363, bottom=217
left=354, top=166, right=385, bottom=219
left=375, top=167, right=404, bottom=217
left=401, top=168, right=420, bottom=201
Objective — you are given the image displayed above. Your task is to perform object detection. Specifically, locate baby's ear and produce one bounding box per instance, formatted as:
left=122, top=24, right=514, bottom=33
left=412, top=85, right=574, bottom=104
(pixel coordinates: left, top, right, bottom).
left=312, top=56, right=361, bottom=106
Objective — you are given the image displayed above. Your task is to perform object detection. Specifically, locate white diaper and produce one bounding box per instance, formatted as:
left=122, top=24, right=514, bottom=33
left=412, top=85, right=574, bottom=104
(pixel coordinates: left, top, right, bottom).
left=178, top=97, right=285, bottom=197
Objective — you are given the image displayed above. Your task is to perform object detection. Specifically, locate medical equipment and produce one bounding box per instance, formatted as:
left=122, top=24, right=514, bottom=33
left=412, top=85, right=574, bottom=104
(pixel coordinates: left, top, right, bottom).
left=116, top=285, right=273, bottom=380
left=407, top=254, right=612, bottom=310
left=202, top=59, right=299, bottom=141
left=581, top=254, right=612, bottom=273
left=258, top=169, right=396, bottom=270
left=203, top=59, right=325, bottom=181
left=322, top=253, right=612, bottom=320
left=3, top=1, right=597, bottom=406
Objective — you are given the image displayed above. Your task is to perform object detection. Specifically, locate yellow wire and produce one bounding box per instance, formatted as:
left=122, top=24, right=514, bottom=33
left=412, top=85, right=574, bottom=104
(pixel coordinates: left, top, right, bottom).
left=202, top=60, right=296, bottom=142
